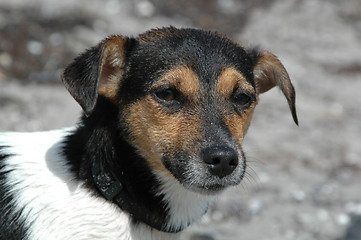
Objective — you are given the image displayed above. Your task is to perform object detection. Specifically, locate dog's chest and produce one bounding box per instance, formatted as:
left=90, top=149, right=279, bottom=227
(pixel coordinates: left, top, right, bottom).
left=0, top=130, right=179, bottom=240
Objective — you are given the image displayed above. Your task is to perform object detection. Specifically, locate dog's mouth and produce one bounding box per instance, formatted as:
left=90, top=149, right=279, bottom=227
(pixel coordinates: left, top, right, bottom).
left=180, top=169, right=245, bottom=195
left=183, top=181, right=234, bottom=195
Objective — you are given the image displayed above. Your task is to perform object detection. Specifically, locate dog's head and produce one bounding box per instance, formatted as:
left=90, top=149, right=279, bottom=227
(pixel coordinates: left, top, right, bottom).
left=62, top=27, right=297, bottom=195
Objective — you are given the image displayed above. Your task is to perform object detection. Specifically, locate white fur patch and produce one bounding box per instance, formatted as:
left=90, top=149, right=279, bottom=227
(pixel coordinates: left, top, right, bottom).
left=155, top=171, right=213, bottom=232
left=0, top=129, right=180, bottom=240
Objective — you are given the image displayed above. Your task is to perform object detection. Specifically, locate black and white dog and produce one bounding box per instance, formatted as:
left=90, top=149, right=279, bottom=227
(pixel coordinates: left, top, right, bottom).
left=0, top=27, right=297, bottom=240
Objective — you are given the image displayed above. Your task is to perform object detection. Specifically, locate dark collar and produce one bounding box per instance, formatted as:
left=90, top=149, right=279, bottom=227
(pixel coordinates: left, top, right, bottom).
left=91, top=161, right=184, bottom=233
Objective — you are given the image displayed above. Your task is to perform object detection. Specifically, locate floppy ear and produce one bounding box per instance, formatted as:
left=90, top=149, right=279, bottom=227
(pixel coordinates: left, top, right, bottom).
left=252, top=50, right=298, bottom=125
left=61, top=36, right=131, bottom=116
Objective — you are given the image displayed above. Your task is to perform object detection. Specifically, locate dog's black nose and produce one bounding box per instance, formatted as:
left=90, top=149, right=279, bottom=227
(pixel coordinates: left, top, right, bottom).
left=202, top=146, right=238, bottom=178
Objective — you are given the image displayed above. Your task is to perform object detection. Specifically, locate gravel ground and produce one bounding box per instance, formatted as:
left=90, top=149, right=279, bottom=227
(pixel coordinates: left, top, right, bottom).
left=1, top=0, right=360, bottom=239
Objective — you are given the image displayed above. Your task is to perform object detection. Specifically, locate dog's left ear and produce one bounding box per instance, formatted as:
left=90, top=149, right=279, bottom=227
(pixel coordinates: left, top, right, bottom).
left=62, top=36, right=131, bottom=116
left=252, top=50, right=298, bottom=125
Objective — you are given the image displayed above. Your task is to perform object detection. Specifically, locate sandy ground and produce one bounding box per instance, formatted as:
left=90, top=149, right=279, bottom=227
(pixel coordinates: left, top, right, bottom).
left=0, top=0, right=360, bottom=239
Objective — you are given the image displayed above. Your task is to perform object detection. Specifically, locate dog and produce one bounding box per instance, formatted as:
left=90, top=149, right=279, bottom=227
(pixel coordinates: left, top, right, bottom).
left=0, top=27, right=298, bottom=240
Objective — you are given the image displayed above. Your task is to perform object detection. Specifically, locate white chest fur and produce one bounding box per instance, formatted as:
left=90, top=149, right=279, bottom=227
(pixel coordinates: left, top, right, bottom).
left=155, top=172, right=212, bottom=232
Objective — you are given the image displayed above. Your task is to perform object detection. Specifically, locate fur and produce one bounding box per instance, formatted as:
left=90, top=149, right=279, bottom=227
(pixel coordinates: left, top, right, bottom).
left=0, top=27, right=298, bottom=240
left=0, top=130, right=179, bottom=240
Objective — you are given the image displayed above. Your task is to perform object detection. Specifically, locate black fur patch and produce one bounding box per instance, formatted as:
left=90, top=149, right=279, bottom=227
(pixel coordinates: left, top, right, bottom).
left=62, top=97, right=170, bottom=227
left=0, top=147, right=29, bottom=240
left=62, top=43, right=104, bottom=115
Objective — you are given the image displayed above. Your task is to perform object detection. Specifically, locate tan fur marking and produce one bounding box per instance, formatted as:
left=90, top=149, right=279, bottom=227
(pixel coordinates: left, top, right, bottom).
left=153, top=66, right=201, bottom=99
left=217, top=68, right=257, bottom=144
left=98, top=37, right=127, bottom=101
left=223, top=102, right=256, bottom=146
left=254, top=51, right=298, bottom=125
left=253, top=51, right=286, bottom=94
left=217, top=68, right=255, bottom=98
left=123, top=94, right=202, bottom=178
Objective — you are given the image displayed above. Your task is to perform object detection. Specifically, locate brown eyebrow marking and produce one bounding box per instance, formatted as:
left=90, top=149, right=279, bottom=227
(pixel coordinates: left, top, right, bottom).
left=152, top=66, right=202, bottom=98
left=217, top=68, right=257, bottom=145
left=217, top=67, right=255, bottom=98
left=223, top=102, right=256, bottom=145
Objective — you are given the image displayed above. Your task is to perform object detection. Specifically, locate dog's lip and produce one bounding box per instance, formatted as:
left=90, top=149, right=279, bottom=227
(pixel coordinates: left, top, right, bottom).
left=185, top=185, right=225, bottom=195
left=182, top=181, right=234, bottom=195
left=182, top=168, right=245, bottom=195
left=199, top=184, right=227, bottom=194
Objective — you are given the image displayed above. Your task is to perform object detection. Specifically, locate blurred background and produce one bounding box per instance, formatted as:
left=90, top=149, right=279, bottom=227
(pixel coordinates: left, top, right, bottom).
left=0, top=0, right=360, bottom=239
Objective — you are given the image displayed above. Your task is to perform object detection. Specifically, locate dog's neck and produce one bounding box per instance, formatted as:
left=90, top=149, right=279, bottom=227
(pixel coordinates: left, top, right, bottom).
left=91, top=158, right=175, bottom=232
left=63, top=99, right=211, bottom=233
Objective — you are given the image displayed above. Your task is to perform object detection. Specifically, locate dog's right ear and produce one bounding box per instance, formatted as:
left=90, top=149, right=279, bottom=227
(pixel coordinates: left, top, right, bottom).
left=62, top=36, right=132, bottom=116
left=251, top=49, right=298, bottom=125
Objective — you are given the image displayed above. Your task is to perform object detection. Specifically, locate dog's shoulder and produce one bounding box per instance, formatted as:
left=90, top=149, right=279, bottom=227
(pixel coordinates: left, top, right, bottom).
left=0, top=129, right=69, bottom=239
left=0, top=128, right=134, bottom=240
left=0, top=129, right=71, bottom=239
left=0, top=129, right=73, bottom=187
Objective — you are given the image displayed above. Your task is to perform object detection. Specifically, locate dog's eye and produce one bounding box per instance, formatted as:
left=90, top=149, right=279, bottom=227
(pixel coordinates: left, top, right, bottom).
left=154, top=88, right=177, bottom=102
left=232, top=91, right=252, bottom=106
